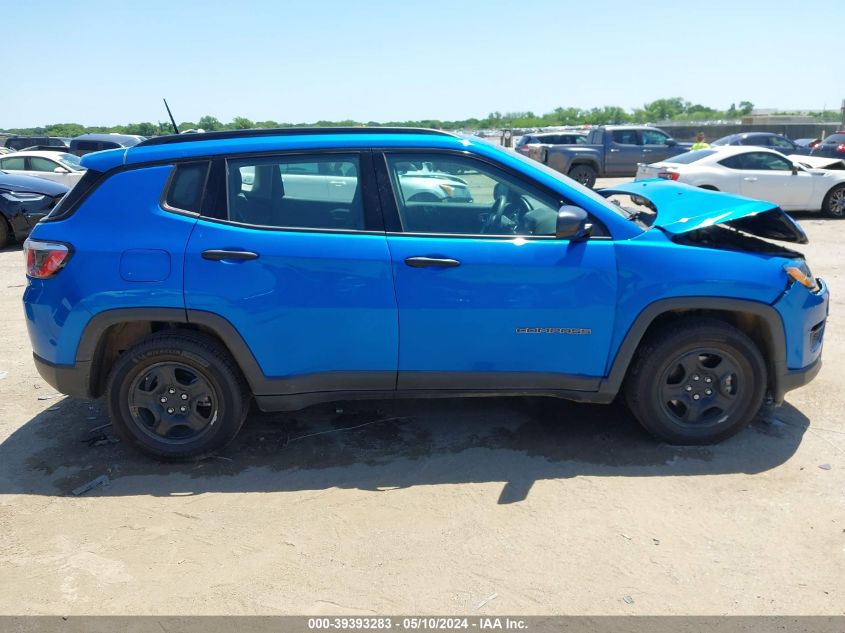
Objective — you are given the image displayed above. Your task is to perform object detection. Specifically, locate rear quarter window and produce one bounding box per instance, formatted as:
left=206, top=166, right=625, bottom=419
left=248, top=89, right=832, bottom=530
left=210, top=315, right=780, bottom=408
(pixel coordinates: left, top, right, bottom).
left=164, top=162, right=210, bottom=213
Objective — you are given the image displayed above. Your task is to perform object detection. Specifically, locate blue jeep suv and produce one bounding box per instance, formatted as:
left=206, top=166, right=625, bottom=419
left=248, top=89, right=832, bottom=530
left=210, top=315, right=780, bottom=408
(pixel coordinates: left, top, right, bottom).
left=22, top=128, right=829, bottom=459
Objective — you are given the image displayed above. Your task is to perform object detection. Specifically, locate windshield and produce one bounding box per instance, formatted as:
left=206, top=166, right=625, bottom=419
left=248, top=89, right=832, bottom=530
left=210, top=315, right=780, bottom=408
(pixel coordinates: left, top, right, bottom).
left=57, top=153, right=84, bottom=171
left=663, top=149, right=717, bottom=164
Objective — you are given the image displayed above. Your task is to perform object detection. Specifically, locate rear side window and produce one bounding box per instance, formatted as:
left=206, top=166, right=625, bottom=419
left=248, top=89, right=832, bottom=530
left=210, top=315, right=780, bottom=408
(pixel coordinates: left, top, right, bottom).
left=164, top=162, right=210, bottom=213
left=611, top=130, right=638, bottom=145
left=0, top=156, right=26, bottom=170
left=226, top=154, right=364, bottom=230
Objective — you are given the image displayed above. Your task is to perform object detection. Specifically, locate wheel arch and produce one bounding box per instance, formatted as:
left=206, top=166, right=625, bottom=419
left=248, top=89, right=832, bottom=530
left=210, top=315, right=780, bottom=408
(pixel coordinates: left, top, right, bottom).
left=599, top=297, right=786, bottom=402
left=78, top=308, right=266, bottom=398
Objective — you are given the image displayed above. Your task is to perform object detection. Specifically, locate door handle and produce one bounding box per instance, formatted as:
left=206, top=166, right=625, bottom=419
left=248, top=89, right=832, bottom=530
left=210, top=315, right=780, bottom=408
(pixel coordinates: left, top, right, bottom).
left=404, top=256, right=460, bottom=268
left=201, top=249, right=260, bottom=261
left=743, top=177, right=758, bottom=182
left=609, top=148, right=621, bottom=153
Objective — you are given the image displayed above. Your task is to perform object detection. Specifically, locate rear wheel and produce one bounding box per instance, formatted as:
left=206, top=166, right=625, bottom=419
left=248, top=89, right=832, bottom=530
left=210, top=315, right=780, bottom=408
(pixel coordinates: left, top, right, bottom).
left=106, top=331, right=249, bottom=460
left=822, top=184, right=845, bottom=218
left=625, top=318, right=766, bottom=444
left=568, top=164, right=597, bottom=188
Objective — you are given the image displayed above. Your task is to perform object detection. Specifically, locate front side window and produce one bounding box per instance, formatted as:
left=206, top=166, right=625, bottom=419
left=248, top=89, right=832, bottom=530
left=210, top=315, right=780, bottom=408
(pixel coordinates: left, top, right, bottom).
left=30, top=157, right=60, bottom=172
left=641, top=130, right=670, bottom=145
left=720, top=152, right=792, bottom=171
left=226, top=154, right=363, bottom=230
left=385, top=153, right=562, bottom=236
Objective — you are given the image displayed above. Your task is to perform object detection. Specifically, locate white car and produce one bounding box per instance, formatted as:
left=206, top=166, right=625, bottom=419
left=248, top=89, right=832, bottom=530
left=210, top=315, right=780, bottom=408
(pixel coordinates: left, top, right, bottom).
left=636, top=146, right=845, bottom=218
left=0, top=151, right=86, bottom=187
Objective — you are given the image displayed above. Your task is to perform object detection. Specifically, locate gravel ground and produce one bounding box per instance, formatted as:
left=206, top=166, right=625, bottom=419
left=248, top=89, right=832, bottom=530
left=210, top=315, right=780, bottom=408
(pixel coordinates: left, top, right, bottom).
left=0, top=210, right=842, bottom=615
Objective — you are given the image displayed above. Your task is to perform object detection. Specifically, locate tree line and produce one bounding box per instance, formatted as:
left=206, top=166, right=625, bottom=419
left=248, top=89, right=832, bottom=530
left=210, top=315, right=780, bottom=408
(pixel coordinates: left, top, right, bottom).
left=1, top=98, right=838, bottom=137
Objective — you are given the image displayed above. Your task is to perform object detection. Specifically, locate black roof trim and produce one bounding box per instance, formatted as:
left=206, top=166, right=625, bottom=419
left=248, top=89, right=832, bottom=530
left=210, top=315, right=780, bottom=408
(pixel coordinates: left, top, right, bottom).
left=137, top=127, right=456, bottom=147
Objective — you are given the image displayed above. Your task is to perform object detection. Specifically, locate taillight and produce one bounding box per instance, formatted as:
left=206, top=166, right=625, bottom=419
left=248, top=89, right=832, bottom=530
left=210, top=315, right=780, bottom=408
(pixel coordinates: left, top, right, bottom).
left=23, top=239, right=71, bottom=279
left=836, top=144, right=845, bottom=154
left=657, top=171, right=680, bottom=181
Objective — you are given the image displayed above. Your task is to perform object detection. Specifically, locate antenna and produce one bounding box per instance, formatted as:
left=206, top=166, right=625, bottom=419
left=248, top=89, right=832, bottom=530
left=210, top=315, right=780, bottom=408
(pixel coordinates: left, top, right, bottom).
left=163, top=98, right=179, bottom=135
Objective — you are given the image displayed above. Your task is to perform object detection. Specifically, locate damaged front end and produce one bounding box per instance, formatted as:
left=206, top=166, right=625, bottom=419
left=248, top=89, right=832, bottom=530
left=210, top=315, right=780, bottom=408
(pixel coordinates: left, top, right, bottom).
left=599, top=179, right=808, bottom=253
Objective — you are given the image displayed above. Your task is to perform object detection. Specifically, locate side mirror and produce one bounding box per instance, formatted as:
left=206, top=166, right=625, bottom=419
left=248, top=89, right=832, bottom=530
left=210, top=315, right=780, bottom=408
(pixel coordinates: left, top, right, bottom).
left=53, top=166, right=69, bottom=174
left=556, top=205, right=592, bottom=241
left=665, top=138, right=678, bottom=147
left=791, top=164, right=798, bottom=175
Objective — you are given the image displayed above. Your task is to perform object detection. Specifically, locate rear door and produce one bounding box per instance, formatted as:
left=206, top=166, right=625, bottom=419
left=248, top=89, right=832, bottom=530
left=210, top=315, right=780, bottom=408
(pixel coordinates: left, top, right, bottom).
left=605, top=129, right=642, bottom=175
left=378, top=151, right=618, bottom=392
left=183, top=151, right=398, bottom=397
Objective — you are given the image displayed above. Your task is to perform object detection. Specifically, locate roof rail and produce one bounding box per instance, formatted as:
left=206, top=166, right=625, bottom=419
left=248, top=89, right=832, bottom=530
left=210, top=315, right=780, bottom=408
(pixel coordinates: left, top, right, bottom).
left=137, top=127, right=456, bottom=147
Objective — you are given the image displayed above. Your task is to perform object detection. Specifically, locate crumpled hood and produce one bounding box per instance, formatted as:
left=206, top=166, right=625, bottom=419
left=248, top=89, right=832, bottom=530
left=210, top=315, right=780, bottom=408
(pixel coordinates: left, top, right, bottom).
left=600, top=179, right=808, bottom=244
left=0, top=171, right=69, bottom=196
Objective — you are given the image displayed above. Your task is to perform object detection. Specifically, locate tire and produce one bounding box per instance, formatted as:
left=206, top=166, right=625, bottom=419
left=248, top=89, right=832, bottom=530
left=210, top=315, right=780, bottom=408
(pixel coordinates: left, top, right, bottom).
left=0, top=218, right=10, bottom=248
left=822, top=184, right=845, bottom=218
left=106, top=331, right=249, bottom=460
left=568, top=164, right=597, bottom=189
left=624, top=318, right=766, bottom=445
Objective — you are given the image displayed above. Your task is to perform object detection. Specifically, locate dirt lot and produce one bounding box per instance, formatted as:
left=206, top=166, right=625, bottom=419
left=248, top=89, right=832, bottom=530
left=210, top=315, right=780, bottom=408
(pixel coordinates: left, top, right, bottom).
left=0, top=207, right=842, bottom=615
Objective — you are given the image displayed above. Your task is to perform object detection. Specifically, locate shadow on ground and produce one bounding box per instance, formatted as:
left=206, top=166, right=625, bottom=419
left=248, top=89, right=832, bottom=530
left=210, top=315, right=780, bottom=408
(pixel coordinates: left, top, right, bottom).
left=0, top=393, right=809, bottom=503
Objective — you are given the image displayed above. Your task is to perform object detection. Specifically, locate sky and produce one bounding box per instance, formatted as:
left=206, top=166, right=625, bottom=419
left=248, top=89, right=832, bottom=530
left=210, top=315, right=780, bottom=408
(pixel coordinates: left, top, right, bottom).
left=1, top=0, right=842, bottom=128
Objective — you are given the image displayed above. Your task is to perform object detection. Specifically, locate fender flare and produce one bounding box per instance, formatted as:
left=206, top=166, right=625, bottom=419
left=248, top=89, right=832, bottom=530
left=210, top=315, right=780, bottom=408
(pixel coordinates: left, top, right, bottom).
left=597, top=296, right=786, bottom=400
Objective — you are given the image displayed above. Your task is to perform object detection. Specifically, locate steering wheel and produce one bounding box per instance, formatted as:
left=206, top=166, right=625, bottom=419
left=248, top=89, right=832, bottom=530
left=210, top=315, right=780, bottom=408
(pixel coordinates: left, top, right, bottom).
left=481, top=194, right=508, bottom=234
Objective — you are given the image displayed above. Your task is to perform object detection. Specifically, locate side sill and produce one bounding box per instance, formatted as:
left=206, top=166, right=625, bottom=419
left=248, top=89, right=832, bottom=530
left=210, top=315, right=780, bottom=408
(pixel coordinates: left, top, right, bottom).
left=256, top=388, right=612, bottom=413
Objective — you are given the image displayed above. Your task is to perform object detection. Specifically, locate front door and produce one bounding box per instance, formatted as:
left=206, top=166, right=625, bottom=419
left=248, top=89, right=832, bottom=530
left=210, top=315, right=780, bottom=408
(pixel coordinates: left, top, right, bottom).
left=640, top=128, right=679, bottom=163
left=732, top=151, right=811, bottom=210
left=183, top=152, right=398, bottom=396
left=379, top=152, right=618, bottom=392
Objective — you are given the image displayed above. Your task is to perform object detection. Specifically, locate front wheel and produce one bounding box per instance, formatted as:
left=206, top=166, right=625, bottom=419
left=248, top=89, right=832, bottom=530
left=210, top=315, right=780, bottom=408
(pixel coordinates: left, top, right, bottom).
left=106, top=331, right=249, bottom=460
left=568, top=164, right=597, bottom=189
left=822, top=184, right=845, bottom=218
left=624, top=318, right=766, bottom=444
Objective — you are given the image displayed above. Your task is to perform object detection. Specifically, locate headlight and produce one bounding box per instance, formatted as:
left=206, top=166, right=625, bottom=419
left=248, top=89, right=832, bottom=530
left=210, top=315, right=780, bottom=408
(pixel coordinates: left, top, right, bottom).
left=1, top=191, right=46, bottom=202
left=784, top=262, right=820, bottom=293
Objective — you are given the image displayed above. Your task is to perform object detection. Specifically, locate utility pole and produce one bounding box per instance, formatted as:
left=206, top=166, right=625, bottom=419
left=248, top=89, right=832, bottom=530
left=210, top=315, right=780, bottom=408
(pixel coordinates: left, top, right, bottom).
left=841, top=99, right=845, bottom=128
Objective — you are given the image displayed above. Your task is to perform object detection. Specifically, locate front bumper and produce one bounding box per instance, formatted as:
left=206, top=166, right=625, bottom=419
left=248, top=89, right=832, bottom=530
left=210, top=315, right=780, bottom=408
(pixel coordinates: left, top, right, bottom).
left=770, top=277, right=829, bottom=404
left=33, top=353, right=94, bottom=400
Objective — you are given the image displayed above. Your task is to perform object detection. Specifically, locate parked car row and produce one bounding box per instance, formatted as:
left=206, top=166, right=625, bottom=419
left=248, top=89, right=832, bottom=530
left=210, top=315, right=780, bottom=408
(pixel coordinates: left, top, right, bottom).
left=0, top=133, right=144, bottom=156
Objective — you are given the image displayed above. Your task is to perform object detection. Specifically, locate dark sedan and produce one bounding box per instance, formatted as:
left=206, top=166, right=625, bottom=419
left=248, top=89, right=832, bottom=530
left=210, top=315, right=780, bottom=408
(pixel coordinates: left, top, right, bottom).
left=0, top=171, right=68, bottom=247
left=810, top=132, right=845, bottom=160
left=711, top=132, right=810, bottom=155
